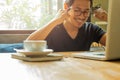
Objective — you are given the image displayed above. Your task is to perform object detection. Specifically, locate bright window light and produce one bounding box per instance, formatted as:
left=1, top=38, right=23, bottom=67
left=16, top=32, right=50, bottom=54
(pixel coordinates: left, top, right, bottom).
left=0, top=0, right=64, bottom=30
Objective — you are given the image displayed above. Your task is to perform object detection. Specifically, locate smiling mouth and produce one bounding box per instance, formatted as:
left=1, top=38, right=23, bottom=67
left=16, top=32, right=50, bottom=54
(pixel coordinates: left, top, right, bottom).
left=74, top=18, right=82, bottom=25
left=76, top=19, right=82, bottom=23
left=75, top=18, right=86, bottom=24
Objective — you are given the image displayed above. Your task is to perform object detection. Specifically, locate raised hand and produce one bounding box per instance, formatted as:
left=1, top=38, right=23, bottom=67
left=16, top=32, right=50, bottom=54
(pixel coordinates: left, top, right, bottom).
left=53, top=9, right=70, bottom=24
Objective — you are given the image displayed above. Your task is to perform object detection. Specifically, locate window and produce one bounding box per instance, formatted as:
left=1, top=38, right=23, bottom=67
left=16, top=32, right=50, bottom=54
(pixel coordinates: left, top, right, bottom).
left=0, top=0, right=64, bottom=30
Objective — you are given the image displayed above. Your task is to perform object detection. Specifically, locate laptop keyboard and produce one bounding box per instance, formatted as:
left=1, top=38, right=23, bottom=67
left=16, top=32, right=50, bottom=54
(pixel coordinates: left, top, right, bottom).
left=91, top=51, right=105, bottom=56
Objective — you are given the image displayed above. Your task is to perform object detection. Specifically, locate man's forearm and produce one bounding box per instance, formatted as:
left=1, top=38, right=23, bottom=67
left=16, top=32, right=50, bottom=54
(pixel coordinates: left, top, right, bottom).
left=26, top=19, right=60, bottom=40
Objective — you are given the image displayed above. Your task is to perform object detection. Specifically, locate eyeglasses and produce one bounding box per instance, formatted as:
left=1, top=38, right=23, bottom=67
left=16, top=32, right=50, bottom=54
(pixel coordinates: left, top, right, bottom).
left=71, top=8, right=91, bottom=17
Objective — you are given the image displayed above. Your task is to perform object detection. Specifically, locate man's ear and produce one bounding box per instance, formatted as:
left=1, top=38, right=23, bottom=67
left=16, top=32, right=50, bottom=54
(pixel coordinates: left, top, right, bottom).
left=64, top=3, right=69, bottom=10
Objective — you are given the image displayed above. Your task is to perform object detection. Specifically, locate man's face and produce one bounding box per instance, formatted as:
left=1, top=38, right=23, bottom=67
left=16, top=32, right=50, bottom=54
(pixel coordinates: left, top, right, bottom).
left=68, top=0, right=91, bottom=28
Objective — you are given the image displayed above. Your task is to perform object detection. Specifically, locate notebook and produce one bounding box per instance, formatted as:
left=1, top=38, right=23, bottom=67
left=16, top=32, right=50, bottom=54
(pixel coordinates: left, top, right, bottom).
left=11, top=53, right=63, bottom=62
left=71, top=0, right=120, bottom=60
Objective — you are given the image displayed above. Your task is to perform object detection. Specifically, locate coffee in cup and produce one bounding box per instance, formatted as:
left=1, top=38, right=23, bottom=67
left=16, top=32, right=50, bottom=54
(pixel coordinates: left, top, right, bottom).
left=24, top=40, right=47, bottom=52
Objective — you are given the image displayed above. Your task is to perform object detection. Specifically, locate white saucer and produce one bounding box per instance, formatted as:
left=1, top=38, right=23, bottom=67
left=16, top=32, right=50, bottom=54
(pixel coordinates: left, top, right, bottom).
left=15, top=49, right=53, bottom=56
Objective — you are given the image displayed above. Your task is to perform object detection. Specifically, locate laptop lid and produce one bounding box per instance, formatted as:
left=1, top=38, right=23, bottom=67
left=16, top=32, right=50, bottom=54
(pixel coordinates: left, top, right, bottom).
left=106, top=0, right=120, bottom=60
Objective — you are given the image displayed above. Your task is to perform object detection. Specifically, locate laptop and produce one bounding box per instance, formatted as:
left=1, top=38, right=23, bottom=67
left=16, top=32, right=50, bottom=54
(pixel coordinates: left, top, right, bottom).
left=72, top=0, right=120, bottom=60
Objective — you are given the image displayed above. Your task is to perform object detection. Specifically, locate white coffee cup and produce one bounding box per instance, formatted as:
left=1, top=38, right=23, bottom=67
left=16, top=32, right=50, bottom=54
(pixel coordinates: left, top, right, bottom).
left=24, top=40, right=47, bottom=52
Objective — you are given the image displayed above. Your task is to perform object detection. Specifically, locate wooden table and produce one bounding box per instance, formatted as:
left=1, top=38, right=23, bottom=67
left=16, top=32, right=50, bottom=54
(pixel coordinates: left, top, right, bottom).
left=0, top=53, right=120, bottom=80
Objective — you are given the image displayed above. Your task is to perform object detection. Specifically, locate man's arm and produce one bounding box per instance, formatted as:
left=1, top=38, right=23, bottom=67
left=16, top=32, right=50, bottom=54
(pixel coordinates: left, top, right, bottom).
left=99, top=33, right=106, bottom=46
left=26, top=19, right=60, bottom=40
left=26, top=9, right=69, bottom=40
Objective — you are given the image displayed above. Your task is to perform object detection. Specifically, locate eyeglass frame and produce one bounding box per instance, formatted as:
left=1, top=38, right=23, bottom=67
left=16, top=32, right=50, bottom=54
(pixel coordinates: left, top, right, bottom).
left=69, top=7, right=92, bottom=17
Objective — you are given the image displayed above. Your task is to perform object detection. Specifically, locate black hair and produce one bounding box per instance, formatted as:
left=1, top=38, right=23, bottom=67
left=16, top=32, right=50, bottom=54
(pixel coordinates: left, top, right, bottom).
left=65, top=0, right=93, bottom=8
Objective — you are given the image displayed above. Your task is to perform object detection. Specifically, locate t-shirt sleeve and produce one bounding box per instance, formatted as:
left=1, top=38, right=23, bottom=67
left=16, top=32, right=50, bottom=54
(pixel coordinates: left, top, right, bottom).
left=92, top=24, right=106, bottom=42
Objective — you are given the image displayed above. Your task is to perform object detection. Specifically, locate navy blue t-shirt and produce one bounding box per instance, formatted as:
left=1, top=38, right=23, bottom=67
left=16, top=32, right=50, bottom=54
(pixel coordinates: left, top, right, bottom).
left=45, top=22, right=106, bottom=52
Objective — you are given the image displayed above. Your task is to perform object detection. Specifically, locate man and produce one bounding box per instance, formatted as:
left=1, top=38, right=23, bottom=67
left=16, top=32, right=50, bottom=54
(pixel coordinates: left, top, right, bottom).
left=27, top=0, right=106, bottom=52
